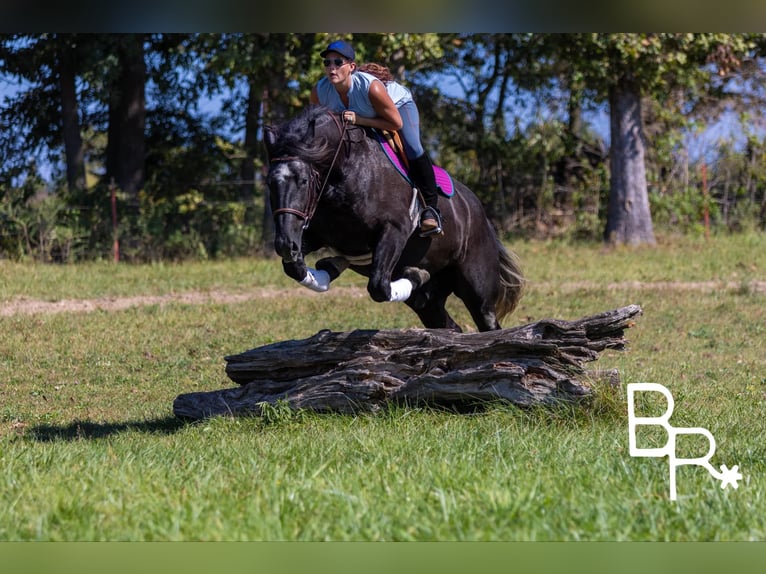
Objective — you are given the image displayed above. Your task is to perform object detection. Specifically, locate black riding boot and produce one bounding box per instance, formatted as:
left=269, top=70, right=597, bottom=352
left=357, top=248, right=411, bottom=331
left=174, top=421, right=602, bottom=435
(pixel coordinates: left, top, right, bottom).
left=408, top=153, right=444, bottom=237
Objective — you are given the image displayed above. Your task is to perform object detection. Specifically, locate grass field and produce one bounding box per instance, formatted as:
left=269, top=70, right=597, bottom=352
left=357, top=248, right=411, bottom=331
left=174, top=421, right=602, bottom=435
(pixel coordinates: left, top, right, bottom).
left=1, top=232, right=765, bottom=540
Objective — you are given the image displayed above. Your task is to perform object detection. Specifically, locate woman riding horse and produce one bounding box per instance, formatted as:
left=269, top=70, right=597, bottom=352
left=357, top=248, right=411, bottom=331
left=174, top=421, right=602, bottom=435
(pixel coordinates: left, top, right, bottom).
left=310, top=40, right=444, bottom=237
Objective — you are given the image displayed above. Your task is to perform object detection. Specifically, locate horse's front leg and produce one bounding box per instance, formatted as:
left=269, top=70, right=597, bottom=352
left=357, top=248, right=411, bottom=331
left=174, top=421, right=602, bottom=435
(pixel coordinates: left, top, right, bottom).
left=281, top=257, right=308, bottom=282
left=367, top=225, right=415, bottom=303
left=315, top=256, right=350, bottom=282
left=280, top=230, right=339, bottom=293
left=281, top=256, right=336, bottom=293
left=297, top=254, right=353, bottom=292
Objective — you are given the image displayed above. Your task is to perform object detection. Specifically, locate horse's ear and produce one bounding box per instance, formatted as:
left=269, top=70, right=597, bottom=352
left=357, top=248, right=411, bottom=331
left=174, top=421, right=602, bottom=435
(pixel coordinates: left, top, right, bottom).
left=263, top=126, right=277, bottom=157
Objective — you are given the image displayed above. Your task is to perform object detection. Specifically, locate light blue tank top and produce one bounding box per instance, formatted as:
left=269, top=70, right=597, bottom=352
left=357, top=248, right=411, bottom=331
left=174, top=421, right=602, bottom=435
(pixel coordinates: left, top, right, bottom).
left=316, top=71, right=414, bottom=117
left=385, top=80, right=413, bottom=107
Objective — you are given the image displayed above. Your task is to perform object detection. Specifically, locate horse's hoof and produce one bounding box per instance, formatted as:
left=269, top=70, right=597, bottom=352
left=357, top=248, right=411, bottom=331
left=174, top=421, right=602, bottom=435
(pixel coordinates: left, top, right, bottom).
left=401, top=267, right=431, bottom=289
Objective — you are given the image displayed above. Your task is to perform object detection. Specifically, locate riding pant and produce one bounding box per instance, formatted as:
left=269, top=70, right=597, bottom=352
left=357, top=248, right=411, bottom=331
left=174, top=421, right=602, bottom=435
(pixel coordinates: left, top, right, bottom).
left=397, top=101, right=425, bottom=159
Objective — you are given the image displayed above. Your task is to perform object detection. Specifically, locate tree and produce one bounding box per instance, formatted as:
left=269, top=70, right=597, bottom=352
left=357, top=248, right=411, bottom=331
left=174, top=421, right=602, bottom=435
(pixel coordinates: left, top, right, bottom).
left=539, top=33, right=760, bottom=245
left=56, top=35, right=86, bottom=193
left=0, top=34, right=73, bottom=186
left=413, top=34, right=516, bottom=211
left=198, top=33, right=318, bottom=252
left=105, top=34, right=147, bottom=206
left=4, top=33, right=765, bottom=261
left=413, top=34, right=608, bottom=235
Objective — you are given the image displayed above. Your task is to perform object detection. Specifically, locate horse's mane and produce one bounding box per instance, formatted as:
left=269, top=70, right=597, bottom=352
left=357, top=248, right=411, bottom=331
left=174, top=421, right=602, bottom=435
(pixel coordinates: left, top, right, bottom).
left=270, top=106, right=342, bottom=168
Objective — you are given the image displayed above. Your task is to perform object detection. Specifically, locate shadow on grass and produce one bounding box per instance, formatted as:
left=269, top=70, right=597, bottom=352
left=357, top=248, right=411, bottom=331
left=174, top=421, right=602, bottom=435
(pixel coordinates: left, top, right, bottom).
left=28, top=416, right=190, bottom=442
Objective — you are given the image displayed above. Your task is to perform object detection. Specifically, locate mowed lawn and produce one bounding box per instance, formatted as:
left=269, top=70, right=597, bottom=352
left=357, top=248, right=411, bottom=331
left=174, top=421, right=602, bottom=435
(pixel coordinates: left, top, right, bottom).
left=1, top=232, right=765, bottom=540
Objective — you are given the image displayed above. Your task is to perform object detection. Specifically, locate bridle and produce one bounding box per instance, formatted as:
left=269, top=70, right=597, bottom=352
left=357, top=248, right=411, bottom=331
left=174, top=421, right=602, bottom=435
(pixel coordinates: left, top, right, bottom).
left=270, top=112, right=349, bottom=228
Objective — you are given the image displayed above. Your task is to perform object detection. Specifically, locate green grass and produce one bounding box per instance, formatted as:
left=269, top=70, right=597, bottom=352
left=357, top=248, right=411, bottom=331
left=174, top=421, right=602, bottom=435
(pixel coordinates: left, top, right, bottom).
left=0, top=257, right=295, bottom=301
left=513, top=230, right=766, bottom=285
left=1, top=232, right=765, bottom=540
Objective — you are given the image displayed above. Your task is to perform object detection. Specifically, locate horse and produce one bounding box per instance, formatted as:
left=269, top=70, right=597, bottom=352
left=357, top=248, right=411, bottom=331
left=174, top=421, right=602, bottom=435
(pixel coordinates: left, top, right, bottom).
left=263, top=105, right=524, bottom=332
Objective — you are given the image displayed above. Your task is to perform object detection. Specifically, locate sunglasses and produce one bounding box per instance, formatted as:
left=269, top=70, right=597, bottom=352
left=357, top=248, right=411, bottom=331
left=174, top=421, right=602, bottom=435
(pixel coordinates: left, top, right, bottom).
left=323, top=58, right=348, bottom=68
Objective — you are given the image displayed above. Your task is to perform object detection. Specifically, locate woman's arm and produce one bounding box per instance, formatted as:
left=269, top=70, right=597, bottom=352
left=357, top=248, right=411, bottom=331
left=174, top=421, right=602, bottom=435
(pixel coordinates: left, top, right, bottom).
left=347, top=79, right=403, bottom=131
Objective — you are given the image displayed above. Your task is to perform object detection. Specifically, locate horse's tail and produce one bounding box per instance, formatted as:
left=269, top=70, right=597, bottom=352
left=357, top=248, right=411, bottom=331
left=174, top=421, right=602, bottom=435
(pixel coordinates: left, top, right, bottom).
left=495, top=239, right=525, bottom=324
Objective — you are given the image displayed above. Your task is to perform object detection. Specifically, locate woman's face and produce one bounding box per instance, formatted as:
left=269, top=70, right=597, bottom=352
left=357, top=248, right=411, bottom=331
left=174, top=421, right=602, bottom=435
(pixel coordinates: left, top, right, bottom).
left=322, top=51, right=355, bottom=87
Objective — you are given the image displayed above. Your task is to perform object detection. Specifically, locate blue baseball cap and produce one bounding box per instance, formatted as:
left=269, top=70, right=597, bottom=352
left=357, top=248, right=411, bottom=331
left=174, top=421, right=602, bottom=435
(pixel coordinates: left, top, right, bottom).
left=320, top=40, right=355, bottom=61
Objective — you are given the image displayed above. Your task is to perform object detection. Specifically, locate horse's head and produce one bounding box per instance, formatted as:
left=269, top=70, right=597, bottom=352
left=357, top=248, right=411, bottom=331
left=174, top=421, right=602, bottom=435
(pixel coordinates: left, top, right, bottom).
left=266, top=157, right=320, bottom=262
left=264, top=107, right=342, bottom=263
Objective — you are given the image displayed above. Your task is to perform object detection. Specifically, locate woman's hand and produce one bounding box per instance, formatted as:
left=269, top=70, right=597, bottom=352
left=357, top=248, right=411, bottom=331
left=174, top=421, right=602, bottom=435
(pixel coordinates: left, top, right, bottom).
left=343, top=111, right=356, bottom=125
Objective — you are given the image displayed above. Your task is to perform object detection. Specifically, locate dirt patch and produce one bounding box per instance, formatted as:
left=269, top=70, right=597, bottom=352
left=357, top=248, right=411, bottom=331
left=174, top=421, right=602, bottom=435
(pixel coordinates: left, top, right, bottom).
left=0, top=287, right=367, bottom=317
left=1, top=280, right=764, bottom=317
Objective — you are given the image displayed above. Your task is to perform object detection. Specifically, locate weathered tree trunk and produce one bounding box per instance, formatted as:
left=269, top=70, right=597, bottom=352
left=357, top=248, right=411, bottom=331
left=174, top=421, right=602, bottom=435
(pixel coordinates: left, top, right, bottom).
left=173, top=305, right=642, bottom=420
left=604, top=74, right=656, bottom=246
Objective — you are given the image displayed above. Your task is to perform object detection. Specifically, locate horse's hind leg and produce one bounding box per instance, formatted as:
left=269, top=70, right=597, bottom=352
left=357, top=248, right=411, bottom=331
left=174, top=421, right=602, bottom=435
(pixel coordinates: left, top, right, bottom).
left=454, top=265, right=502, bottom=331
left=400, top=266, right=430, bottom=289
left=406, top=296, right=462, bottom=332
left=464, top=298, right=501, bottom=332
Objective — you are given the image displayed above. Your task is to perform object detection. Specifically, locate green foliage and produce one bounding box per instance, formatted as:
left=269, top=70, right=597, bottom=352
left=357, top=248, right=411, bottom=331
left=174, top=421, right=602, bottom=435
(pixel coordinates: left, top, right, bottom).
left=546, top=34, right=760, bottom=97
left=0, top=179, right=87, bottom=262
left=127, top=189, right=261, bottom=261
left=650, top=187, right=720, bottom=235
left=258, top=399, right=305, bottom=426
left=3, top=33, right=766, bottom=258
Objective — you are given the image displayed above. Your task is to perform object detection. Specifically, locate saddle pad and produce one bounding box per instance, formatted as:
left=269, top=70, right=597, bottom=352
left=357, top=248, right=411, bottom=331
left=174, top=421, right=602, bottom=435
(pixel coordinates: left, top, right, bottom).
left=376, top=132, right=455, bottom=198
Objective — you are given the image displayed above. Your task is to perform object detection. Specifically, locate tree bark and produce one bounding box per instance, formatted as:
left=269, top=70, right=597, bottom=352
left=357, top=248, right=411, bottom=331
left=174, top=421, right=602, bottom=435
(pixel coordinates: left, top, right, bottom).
left=57, top=37, right=85, bottom=194
left=106, top=34, right=146, bottom=206
left=173, top=305, right=642, bottom=420
left=604, top=74, right=656, bottom=246
left=240, top=74, right=260, bottom=203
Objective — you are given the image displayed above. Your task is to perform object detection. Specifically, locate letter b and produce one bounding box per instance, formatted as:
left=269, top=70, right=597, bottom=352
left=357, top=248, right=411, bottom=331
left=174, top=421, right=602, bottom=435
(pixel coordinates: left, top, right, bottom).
left=627, top=382, right=675, bottom=458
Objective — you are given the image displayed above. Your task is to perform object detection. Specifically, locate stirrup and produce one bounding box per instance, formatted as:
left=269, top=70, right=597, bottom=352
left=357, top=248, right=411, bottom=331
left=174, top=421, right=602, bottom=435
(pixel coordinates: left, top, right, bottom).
left=419, top=206, right=443, bottom=237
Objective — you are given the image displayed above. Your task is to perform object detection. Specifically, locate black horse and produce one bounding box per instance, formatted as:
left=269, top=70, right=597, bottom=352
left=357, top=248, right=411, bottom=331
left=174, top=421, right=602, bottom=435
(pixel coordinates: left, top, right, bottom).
left=264, top=105, right=524, bottom=332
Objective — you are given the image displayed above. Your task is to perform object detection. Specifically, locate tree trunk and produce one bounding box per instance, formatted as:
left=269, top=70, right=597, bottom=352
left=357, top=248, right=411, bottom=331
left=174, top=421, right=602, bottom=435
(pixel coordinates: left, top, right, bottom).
left=106, top=34, right=146, bottom=207
left=240, top=74, right=260, bottom=203
left=604, top=74, right=656, bottom=246
left=57, top=37, right=85, bottom=194
left=173, top=305, right=641, bottom=420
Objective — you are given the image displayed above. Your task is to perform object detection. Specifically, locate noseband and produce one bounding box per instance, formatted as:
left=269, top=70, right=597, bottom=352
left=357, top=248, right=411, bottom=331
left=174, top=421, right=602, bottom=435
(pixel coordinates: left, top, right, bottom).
left=270, top=112, right=348, bottom=227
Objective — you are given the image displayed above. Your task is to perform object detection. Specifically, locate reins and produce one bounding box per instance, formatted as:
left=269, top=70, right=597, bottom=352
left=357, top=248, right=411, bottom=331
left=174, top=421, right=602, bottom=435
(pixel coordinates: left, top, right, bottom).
left=271, top=112, right=349, bottom=228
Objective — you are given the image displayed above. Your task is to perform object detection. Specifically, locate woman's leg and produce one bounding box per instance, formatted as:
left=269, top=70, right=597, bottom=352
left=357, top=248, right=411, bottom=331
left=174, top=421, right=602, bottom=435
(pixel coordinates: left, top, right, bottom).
left=398, top=102, right=443, bottom=236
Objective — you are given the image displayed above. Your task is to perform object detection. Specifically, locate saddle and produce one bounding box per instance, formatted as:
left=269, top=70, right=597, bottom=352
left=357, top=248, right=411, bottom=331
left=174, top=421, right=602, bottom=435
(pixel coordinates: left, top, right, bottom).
left=376, top=131, right=455, bottom=198
left=381, top=131, right=410, bottom=171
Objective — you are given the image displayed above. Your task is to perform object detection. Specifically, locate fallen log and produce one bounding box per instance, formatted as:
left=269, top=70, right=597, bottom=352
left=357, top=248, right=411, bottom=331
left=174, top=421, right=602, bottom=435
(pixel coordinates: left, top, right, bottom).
left=173, top=304, right=642, bottom=420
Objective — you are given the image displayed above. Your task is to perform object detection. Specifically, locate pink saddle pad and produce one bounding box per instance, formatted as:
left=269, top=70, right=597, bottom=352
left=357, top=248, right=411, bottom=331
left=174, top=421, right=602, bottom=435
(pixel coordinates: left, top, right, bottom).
left=377, top=134, right=455, bottom=197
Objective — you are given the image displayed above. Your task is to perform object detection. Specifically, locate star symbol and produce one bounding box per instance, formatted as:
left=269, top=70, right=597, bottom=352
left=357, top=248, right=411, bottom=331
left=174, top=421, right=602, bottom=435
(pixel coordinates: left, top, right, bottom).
left=718, top=464, right=743, bottom=490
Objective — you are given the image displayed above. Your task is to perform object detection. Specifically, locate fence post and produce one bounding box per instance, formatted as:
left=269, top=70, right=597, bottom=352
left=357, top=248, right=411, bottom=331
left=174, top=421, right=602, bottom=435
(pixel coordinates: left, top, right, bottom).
left=701, top=163, right=710, bottom=241
left=110, top=179, right=120, bottom=263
